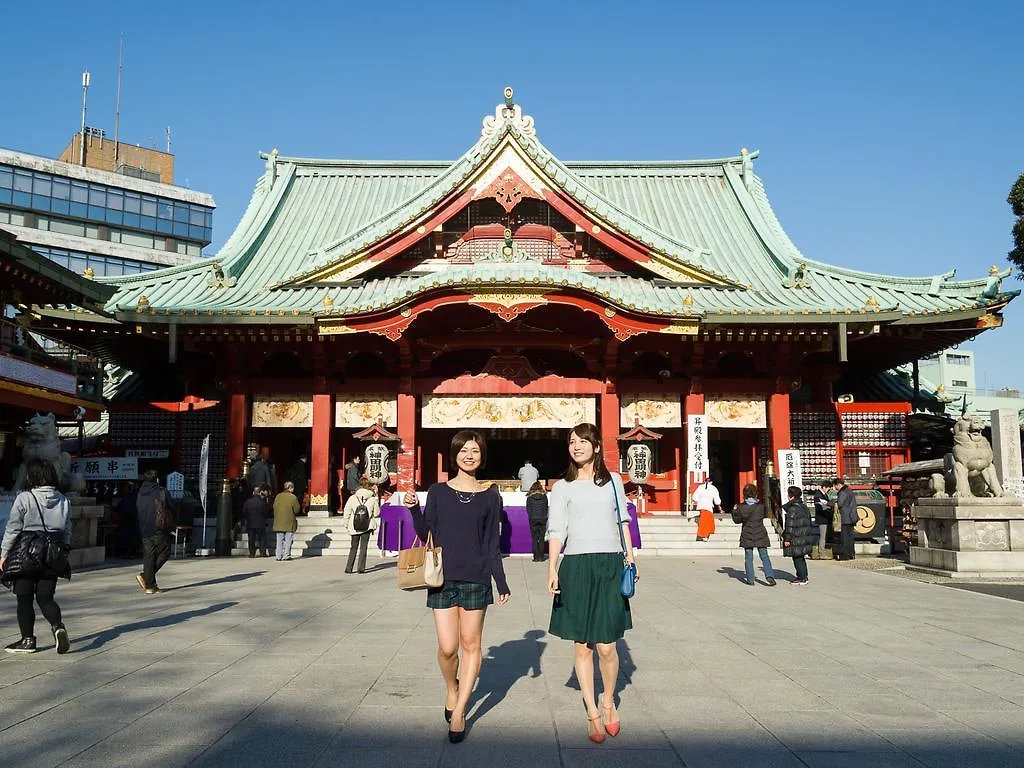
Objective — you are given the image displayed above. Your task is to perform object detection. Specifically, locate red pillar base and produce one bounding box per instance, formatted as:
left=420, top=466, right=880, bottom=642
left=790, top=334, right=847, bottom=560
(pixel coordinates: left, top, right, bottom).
left=309, top=393, right=333, bottom=517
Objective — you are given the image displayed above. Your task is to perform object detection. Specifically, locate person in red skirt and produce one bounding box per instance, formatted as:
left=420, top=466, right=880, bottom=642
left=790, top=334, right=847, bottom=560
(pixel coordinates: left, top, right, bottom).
left=692, top=478, right=721, bottom=542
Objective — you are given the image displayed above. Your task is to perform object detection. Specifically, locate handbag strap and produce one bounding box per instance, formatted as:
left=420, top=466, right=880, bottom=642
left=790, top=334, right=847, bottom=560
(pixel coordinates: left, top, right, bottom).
left=27, top=491, right=52, bottom=535
left=611, top=476, right=628, bottom=557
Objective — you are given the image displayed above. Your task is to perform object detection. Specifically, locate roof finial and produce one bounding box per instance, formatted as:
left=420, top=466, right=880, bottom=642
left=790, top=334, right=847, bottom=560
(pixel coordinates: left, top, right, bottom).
left=482, top=87, right=536, bottom=139
left=264, top=147, right=279, bottom=190
left=740, top=147, right=753, bottom=190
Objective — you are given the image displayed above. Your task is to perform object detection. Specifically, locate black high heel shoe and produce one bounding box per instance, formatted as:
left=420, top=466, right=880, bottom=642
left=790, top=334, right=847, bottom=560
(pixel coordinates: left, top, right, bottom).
left=447, top=710, right=466, bottom=743
left=444, top=678, right=459, bottom=723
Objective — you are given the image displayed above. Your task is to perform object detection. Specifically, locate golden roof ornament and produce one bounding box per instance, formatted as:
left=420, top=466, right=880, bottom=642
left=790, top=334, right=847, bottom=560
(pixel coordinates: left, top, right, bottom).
left=682, top=294, right=694, bottom=307
left=865, top=296, right=880, bottom=309
left=136, top=295, right=150, bottom=313
left=323, top=295, right=334, bottom=309
left=83, top=267, right=95, bottom=278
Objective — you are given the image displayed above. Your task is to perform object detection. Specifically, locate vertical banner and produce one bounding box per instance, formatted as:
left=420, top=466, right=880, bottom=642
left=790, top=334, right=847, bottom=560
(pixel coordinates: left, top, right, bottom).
left=777, top=449, right=803, bottom=492
left=199, top=434, right=210, bottom=513
left=687, top=414, right=709, bottom=496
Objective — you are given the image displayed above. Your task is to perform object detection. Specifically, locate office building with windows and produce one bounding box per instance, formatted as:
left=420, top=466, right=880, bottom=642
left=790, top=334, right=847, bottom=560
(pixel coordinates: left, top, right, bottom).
left=0, top=145, right=214, bottom=278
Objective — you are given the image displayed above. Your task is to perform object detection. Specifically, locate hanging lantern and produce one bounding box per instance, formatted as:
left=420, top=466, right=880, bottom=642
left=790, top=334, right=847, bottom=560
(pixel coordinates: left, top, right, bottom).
left=626, top=443, right=653, bottom=485
left=364, top=442, right=391, bottom=485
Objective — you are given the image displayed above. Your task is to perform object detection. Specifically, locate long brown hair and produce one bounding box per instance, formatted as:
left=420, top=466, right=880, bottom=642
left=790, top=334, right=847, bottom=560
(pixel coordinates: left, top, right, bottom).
left=564, top=422, right=612, bottom=486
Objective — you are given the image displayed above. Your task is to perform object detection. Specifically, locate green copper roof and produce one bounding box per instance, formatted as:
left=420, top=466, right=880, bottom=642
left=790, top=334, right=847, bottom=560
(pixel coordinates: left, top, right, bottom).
left=99, top=97, right=1016, bottom=324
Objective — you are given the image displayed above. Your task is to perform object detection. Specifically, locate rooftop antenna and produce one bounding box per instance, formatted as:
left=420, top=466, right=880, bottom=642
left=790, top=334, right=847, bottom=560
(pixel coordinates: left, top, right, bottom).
left=166, top=126, right=172, bottom=154
left=113, top=33, right=124, bottom=170
left=79, top=70, right=91, bottom=166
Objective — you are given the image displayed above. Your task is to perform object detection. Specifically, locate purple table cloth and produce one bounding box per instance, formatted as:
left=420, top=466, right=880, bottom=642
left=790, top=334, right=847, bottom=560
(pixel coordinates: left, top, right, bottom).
left=377, top=502, right=641, bottom=554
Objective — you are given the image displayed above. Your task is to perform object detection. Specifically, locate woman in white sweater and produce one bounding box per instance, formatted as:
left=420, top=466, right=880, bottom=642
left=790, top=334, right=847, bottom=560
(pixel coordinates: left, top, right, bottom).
left=547, top=423, right=636, bottom=744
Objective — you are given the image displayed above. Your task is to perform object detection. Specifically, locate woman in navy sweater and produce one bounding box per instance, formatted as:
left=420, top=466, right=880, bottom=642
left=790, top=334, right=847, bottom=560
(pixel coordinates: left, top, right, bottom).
left=404, top=430, right=510, bottom=743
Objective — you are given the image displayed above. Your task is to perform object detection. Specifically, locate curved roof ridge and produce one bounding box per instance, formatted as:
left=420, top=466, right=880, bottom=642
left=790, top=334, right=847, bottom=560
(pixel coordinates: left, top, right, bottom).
left=256, top=152, right=754, bottom=170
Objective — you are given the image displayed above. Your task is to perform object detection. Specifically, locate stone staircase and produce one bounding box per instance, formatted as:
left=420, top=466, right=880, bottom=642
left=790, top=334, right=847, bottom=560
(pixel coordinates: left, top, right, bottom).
left=232, top=517, right=355, bottom=558
left=231, top=515, right=783, bottom=559
left=634, top=515, right=782, bottom=557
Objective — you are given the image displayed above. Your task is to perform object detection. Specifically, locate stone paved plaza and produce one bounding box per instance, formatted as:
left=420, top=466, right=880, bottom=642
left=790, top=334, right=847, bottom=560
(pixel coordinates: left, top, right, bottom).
left=1, top=553, right=1023, bottom=768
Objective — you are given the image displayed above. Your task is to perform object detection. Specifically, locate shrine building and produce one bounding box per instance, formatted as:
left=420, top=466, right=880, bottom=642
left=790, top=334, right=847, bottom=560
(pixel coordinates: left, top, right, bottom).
left=33, top=90, right=1017, bottom=514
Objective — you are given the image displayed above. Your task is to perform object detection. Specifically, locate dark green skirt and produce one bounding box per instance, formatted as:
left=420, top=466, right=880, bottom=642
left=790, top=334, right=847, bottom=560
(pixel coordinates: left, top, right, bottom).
left=426, top=580, right=493, bottom=610
left=549, top=553, right=632, bottom=644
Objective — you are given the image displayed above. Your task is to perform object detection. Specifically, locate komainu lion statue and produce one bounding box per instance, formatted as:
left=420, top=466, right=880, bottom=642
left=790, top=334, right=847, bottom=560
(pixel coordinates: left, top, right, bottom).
left=932, top=416, right=1004, bottom=499
left=13, top=413, right=85, bottom=493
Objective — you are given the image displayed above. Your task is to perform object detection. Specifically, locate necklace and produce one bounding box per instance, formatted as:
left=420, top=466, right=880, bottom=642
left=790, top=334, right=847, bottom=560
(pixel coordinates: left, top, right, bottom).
left=453, top=488, right=476, bottom=504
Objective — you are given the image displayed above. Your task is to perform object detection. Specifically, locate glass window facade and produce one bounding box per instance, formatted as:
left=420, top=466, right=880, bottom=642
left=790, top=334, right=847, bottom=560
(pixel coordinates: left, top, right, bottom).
left=29, top=245, right=158, bottom=277
left=0, top=162, right=213, bottom=245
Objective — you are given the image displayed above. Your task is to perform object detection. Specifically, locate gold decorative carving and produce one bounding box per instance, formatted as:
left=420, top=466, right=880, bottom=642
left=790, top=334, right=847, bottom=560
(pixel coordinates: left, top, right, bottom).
left=316, top=320, right=358, bottom=336
left=335, top=396, right=398, bottom=428
left=976, top=313, right=1002, bottom=329
left=661, top=320, right=700, bottom=335
left=705, top=396, right=767, bottom=428
left=421, top=395, right=595, bottom=429
left=309, top=494, right=328, bottom=506
left=620, top=394, right=682, bottom=428
left=251, top=395, right=313, bottom=428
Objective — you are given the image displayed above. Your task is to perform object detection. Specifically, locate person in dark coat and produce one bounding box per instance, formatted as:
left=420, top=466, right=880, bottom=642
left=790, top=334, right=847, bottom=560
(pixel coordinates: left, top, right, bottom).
left=287, top=455, right=309, bottom=512
left=525, top=481, right=549, bottom=562
left=243, top=486, right=271, bottom=558
left=782, top=486, right=814, bottom=584
left=731, top=483, right=776, bottom=586
left=832, top=478, right=857, bottom=561
left=136, top=470, right=174, bottom=593
left=345, top=455, right=363, bottom=496
left=811, top=482, right=832, bottom=559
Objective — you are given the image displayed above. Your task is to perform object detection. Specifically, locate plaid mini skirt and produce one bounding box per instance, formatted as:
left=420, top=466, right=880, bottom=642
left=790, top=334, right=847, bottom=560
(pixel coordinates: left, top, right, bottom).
left=426, top=580, right=493, bottom=610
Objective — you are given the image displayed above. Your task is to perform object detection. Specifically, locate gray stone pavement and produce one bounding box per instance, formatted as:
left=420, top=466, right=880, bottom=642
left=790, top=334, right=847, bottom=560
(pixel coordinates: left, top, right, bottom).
left=1, top=553, right=1023, bottom=768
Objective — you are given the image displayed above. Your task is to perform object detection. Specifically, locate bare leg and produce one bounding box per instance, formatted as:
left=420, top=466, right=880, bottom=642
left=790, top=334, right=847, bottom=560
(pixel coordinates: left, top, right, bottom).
left=574, top=642, right=599, bottom=716
left=433, top=608, right=460, bottom=713
left=596, top=642, right=620, bottom=725
left=450, top=607, right=487, bottom=732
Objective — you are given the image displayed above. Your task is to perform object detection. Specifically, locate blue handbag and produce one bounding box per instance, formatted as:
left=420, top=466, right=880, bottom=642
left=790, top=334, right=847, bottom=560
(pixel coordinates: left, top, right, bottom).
left=612, top=479, right=637, bottom=598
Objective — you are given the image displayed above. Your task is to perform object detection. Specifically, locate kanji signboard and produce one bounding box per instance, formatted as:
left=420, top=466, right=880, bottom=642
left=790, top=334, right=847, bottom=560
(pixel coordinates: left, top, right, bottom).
left=69, top=457, right=138, bottom=480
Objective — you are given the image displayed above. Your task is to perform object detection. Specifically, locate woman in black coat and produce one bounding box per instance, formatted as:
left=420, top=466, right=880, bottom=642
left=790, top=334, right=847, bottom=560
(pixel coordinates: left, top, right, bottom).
left=782, top=486, right=814, bottom=585
left=731, top=483, right=776, bottom=586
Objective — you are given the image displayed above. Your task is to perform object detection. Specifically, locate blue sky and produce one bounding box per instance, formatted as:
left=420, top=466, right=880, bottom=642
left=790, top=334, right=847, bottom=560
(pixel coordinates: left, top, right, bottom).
left=3, top=1, right=1022, bottom=387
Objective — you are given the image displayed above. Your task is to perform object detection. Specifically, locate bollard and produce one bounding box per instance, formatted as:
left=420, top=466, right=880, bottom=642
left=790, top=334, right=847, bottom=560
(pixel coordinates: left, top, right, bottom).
left=215, top=478, right=234, bottom=556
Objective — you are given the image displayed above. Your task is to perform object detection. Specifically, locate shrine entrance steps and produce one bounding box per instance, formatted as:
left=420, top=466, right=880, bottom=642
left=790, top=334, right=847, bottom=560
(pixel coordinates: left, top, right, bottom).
left=231, top=516, right=782, bottom=558
left=635, top=516, right=781, bottom=557
left=232, top=517, right=355, bottom=558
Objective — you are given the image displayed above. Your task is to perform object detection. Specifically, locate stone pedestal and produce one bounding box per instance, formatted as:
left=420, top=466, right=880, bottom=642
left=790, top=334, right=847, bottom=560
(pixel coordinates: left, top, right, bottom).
left=909, top=497, right=1024, bottom=577
left=68, top=495, right=106, bottom=569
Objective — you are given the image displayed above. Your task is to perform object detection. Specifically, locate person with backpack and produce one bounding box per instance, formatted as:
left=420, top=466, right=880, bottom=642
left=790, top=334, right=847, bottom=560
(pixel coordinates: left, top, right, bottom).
left=343, top=476, right=380, bottom=574
left=782, top=486, right=814, bottom=585
left=1, top=459, right=73, bottom=654
left=135, top=469, right=175, bottom=594
left=272, top=481, right=300, bottom=561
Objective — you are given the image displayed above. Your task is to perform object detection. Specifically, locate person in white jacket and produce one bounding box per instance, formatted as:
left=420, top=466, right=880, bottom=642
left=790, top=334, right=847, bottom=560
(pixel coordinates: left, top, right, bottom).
left=342, top=476, right=380, bottom=574
left=0, top=459, right=73, bottom=654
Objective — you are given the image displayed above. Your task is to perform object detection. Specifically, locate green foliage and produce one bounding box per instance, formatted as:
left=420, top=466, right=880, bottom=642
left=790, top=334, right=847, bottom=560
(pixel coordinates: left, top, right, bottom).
left=1010, top=173, right=1024, bottom=274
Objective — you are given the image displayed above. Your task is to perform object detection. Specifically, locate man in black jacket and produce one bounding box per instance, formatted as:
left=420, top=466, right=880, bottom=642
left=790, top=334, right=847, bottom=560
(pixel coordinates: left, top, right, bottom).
left=832, top=477, right=857, bottom=561
left=811, top=482, right=832, bottom=559
left=136, top=470, right=173, bottom=593
left=243, top=486, right=271, bottom=558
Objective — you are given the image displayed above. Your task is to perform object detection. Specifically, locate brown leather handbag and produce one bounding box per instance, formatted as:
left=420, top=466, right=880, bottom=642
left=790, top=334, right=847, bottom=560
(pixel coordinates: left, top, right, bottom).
left=396, top=532, right=443, bottom=590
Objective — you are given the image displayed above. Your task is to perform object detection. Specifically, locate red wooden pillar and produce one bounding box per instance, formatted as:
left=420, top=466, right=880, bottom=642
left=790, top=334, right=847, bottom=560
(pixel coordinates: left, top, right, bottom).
left=768, top=392, right=791, bottom=473
left=737, top=431, right=758, bottom=494
left=600, top=391, right=620, bottom=473
left=397, top=392, right=418, bottom=490
left=309, top=392, right=333, bottom=517
left=226, top=392, right=248, bottom=479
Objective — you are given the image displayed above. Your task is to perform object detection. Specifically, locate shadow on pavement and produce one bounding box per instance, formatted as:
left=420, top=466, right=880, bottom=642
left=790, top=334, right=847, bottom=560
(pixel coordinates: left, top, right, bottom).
left=161, top=572, right=265, bottom=592
left=72, top=601, right=239, bottom=652
left=472, top=629, right=547, bottom=722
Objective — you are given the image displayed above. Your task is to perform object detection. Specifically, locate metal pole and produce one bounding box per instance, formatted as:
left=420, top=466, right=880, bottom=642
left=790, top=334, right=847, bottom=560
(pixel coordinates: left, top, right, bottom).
left=80, top=71, right=91, bottom=166
left=114, top=34, right=124, bottom=170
